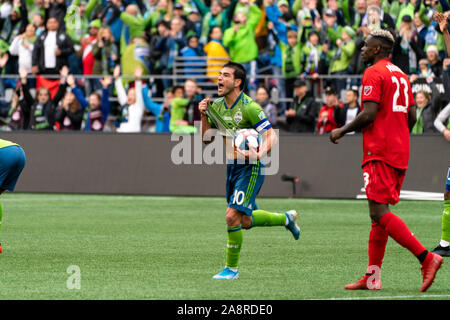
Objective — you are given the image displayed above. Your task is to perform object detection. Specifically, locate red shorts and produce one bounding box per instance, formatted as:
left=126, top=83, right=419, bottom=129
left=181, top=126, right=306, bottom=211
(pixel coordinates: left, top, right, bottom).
left=362, top=161, right=406, bottom=205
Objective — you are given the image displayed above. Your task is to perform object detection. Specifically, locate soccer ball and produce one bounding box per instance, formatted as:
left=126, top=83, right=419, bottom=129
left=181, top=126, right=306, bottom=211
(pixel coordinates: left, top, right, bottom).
left=233, top=129, right=260, bottom=152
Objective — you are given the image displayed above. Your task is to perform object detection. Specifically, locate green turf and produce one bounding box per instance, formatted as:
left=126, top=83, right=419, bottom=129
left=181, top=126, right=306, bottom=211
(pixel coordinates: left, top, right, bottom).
left=0, top=193, right=447, bottom=300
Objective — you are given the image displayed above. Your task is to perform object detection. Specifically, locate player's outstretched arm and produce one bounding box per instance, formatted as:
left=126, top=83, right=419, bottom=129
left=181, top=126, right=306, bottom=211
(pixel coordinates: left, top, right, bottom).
left=330, top=101, right=378, bottom=144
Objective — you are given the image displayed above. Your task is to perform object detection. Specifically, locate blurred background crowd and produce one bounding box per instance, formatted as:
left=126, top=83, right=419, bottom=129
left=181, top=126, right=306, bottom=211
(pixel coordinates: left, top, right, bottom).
left=0, top=0, right=449, bottom=138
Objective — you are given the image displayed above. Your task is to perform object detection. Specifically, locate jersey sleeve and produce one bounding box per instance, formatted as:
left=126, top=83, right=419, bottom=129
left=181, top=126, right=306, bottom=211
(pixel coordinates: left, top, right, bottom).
left=246, top=102, right=272, bottom=133
left=361, top=67, right=382, bottom=104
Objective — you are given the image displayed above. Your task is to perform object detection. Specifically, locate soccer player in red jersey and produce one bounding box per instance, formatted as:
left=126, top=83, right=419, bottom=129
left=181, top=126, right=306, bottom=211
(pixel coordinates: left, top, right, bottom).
left=330, top=29, right=443, bottom=292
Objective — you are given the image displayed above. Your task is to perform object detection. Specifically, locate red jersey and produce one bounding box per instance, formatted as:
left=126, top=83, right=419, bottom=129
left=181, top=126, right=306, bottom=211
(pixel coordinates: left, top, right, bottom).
left=360, top=58, right=414, bottom=170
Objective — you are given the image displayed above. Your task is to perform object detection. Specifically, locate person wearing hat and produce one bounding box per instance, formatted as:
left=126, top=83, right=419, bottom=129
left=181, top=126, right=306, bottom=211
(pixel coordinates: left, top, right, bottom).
left=80, top=19, right=101, bottom=79
left=325, top=25, right=356, bottom=97
left=316, top=85, right=342, bottom=134
left=284, top=79, right=319, bottom=133
left=426, top=44, right=443, bottom=78
left=334, top=86, right=361, bottom=134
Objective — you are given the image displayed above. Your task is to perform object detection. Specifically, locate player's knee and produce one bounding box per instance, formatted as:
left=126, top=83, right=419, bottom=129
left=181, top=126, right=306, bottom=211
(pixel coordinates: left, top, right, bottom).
left=225, top=208, right=240, bottom=226
left=445, top=189, right=450, bottom=201
left=241, top=216, right=252, bottom=229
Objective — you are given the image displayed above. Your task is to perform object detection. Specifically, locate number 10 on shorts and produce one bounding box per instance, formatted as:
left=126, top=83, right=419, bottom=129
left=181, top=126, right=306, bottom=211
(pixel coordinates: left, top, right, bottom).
left=233, top=190, right=245, bottom=205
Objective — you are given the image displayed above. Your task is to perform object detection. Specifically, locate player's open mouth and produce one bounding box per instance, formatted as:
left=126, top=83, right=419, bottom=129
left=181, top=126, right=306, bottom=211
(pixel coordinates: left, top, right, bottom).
left=218, top=83, right=224, bottom=89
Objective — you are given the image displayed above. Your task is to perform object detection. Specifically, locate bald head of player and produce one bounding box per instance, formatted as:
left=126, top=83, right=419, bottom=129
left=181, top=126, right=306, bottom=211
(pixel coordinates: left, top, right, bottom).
left=361, top=29, right=395, bottom=65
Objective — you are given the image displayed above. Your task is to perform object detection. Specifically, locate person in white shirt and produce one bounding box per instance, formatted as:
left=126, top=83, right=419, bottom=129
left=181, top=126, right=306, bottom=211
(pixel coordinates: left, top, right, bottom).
left=31, top=16, right=74, bottom=75
left=114, top=65, right=145, bottom=133
left=9, top=24, right=37, bottom=74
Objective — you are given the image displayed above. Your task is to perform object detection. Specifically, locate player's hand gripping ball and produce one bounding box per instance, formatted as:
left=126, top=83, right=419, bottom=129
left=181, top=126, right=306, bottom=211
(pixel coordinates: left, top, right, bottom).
left=233, top=129, right=260, bottom=152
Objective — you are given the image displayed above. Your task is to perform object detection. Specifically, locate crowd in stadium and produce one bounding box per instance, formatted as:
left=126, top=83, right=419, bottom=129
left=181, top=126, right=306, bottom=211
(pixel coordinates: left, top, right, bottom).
left=0, top=0, right=449, bottom=138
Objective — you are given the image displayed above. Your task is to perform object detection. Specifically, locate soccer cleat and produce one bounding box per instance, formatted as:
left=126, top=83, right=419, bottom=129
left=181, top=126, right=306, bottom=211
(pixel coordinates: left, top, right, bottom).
left=420, top=253, right=443, bottom=292
left=285, top=210, right=300, bottom=240
left=431, top=245, right=450, bottom=257
left=212, top=267, right=239, bottom=280
left=344, top=276, right=381, bottom=290
left=0, top=243, right=2, bottom=254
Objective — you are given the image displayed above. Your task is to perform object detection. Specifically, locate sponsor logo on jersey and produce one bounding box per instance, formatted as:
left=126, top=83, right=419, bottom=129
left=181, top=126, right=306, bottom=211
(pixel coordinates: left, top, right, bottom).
left=364, top=86, right=372, bottom=96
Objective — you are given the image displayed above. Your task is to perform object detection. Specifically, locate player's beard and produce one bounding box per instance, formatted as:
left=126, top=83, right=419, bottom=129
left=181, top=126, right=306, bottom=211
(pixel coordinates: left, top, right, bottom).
left=217, top=83, right=232, bottom=97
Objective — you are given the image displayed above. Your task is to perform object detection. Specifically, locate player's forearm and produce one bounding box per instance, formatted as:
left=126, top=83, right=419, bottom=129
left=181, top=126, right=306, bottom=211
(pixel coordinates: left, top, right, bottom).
left=258, top=128, right=277, bottom=158
left=340, top=110, right=375, bottom=134
left=201, top=114, right=214, bottom=144
left=443, top=29, right=450, bottom=57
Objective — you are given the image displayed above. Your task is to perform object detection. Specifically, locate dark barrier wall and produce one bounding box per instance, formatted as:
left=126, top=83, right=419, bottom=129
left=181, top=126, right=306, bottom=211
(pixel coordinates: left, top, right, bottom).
left=2, top=132, right=449, bottom=198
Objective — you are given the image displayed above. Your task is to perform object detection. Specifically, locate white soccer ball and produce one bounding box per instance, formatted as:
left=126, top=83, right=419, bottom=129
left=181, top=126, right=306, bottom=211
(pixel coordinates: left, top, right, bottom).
left=233, top=129, right=260, bottom=152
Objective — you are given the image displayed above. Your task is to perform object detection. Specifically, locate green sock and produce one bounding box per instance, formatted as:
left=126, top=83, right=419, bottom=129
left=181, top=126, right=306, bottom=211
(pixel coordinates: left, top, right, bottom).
left=226, top=225, right=243, bottom=269
left=251, top=210, right=286, bottom=227
left=441, top=201, right=450, bottom=242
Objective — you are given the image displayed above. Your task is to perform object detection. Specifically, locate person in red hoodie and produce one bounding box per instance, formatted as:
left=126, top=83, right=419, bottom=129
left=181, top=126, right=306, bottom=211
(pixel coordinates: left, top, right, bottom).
left=316, top=86, right=343, bottom=134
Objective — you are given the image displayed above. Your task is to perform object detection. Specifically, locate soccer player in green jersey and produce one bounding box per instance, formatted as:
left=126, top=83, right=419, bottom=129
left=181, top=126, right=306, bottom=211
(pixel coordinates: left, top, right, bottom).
left=198, top=62, right=301, bottom=280
left=0, top=139, right=26, bottom=253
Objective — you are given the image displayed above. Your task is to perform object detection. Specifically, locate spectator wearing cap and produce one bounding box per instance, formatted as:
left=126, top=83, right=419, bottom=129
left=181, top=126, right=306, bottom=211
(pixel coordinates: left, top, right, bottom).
left=334, top=86, right=361, bottom=134
left=326, top=25, right=356, bottom=96
left=81, top=19, right=101, bottom=78
left=284, top=79, right=319, bottom=133
left=223, top=4, right=261, bottom=90
left=191, top=0, right=238, bottom=45
left=187, top=7, right=203, bottom=38
left=395, top=0, right=416, bottom=31
left=426, top=45, right=443, bottom=78
left=145, top=0, right=173, bottom=36
left=32, top=16, right=75, bottom=75
left=173, top=3, right=197, bottom=36
left=393, top=14, right=425, bottom=75
left=316, top=85, right=342, bottom=134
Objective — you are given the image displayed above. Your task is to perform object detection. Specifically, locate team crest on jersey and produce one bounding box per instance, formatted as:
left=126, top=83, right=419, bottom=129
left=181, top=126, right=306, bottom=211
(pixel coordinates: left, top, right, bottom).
left=234, top=111, right=243, bottom=124
left=364, top=86, right=373, bottom=96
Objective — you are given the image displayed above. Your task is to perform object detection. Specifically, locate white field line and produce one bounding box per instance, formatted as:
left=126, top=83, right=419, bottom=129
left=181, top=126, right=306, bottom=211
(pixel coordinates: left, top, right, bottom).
left=357, top=189, right=444, bottom=201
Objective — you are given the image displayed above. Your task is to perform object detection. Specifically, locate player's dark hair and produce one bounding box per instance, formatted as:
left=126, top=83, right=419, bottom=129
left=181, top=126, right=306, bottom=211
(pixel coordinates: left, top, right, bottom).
left=223, top=61, right=246, bottom=91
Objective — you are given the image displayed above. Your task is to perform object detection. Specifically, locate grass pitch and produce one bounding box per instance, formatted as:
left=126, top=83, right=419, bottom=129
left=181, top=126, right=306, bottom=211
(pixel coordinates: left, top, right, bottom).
left=0, top=193, right=447, bottom=300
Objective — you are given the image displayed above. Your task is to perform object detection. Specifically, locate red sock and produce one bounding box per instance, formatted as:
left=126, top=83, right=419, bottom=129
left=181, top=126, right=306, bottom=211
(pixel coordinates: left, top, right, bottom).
left=367, top=222, right=388, bottom=270
left=378, top=211, right=426, bottom=257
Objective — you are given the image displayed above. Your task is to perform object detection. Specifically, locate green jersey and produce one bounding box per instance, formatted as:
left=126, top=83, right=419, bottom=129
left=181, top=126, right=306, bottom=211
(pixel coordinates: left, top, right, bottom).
left=0, top=139, right=18, bottom=149
left=206, top=92, right=272, bottom=137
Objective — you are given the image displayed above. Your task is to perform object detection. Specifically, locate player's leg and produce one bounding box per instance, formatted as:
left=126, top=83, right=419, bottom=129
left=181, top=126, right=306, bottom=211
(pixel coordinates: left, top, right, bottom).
left=432, top=166, right=450, bottom=257
left=238, top=161, right=301, bottom=239
left=346, top=161, right=442, bottom=291
left=213, top=207, right=243, bottom=280
left=0, top=145, right=26, bottom=253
